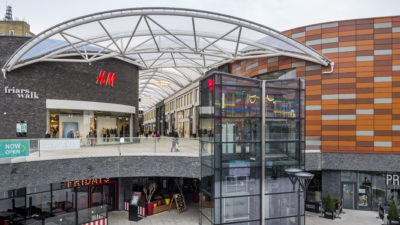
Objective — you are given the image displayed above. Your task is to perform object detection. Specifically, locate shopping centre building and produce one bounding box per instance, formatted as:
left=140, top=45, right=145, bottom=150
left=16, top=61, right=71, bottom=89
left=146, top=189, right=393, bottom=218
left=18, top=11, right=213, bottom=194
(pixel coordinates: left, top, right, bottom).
left=0, top=6, right=400, bottom=225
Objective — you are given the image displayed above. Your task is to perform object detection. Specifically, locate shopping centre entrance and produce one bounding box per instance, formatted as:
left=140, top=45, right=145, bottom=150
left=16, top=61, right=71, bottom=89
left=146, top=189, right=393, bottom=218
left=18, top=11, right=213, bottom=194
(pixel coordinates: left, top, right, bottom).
left=1, top=7, right=332, bottom=225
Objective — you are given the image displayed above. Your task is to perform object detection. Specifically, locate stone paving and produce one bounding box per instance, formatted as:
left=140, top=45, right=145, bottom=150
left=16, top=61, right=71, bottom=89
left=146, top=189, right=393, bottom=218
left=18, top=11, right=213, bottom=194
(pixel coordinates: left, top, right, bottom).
left=306, top=210, right=382, bottom=225
left=109, top=204, right=200, bottom=225
left=109, top=206, right=384, bottom=225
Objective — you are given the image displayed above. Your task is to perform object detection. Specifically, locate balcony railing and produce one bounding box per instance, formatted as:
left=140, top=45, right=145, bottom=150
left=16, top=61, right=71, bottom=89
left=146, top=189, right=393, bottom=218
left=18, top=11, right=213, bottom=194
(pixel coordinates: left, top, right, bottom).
left=0, top=137, right=200, bottom=164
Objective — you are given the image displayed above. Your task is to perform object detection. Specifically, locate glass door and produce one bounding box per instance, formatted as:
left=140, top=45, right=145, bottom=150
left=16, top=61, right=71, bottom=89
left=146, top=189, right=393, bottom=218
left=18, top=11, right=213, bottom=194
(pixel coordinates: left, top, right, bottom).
left=342, top=183, right=356, bottom=209
left=90, top=185, right=102, bottom=208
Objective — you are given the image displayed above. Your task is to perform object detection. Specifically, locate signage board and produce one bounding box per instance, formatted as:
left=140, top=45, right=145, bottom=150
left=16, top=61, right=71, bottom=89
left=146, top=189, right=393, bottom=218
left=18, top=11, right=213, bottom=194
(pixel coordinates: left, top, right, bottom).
left=39, top=139, right=80, bottom=151
left=0, top=140, right=30, bottom=159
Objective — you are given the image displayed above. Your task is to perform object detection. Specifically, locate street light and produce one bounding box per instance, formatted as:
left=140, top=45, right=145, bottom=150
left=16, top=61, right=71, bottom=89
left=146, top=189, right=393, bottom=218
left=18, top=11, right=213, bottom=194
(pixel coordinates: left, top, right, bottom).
left=284, top=168, right=314, bottom=225
left=285, top=168, right=303, bottom=191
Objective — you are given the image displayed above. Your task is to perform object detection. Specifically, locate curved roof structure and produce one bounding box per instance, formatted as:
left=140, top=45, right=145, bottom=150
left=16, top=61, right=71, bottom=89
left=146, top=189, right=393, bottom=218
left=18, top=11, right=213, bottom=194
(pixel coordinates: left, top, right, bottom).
left=2, top=7, right=332, bottom=110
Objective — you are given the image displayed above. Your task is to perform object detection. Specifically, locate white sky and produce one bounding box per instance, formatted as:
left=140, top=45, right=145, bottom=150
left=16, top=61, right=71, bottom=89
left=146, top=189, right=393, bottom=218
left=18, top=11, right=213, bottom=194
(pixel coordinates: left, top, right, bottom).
left=2, top=0, right=400, bottom=34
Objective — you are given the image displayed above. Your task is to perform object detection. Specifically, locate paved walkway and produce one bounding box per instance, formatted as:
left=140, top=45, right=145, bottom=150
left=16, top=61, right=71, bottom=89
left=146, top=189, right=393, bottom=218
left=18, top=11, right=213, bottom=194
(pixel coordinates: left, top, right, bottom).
left=0, top=137, right=199, bottom=164
left=306, top=210, right=382, bottom=225
left=109, top=207, right=384, bottom=225
left=109, top=204, right=199, bottom=225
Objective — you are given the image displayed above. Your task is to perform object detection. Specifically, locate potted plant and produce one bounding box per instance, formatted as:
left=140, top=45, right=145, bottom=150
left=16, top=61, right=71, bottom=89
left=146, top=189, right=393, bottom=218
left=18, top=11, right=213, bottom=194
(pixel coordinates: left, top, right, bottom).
left=388, top=201, right=400, bottom=225
left=164, top=194, right=171, bottom=205
left=154, top=196, right=163, bottom=206
left=324, top=193, right=336, bottom=220
left=143, top=183, right=157, bottom=216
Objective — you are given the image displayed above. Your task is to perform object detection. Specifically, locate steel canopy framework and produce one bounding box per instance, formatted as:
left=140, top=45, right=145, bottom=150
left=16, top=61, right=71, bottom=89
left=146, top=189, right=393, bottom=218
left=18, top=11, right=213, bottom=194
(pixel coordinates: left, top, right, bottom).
left=2, top=7, right=332, bottom=110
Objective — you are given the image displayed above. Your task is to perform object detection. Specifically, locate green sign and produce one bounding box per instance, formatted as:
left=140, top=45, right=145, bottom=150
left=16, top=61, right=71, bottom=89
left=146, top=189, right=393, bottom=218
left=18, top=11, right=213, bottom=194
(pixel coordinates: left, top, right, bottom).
left=0, top=140, right=30, bottom=158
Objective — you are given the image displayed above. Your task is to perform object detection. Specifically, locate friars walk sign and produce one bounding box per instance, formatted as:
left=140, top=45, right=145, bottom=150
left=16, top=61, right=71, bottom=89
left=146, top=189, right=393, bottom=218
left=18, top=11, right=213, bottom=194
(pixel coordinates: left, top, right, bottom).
left=4, top=86, right=39, bottom=99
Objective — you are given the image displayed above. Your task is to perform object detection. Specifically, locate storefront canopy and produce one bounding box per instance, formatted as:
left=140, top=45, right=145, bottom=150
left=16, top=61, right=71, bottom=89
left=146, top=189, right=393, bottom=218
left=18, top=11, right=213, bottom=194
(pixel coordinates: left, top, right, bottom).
left=2, top=7, right=332, bottom=110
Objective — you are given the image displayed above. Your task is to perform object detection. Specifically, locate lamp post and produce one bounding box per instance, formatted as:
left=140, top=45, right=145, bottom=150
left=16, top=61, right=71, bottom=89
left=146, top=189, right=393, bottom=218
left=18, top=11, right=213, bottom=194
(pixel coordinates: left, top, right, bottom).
left=285, top=168, right=314, bottom=225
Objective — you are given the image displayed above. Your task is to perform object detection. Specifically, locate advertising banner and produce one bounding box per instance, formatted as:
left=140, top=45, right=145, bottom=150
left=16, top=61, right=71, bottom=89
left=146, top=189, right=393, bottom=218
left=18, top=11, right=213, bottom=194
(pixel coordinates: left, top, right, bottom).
left=39, top=139, right=80, bottom=151
left=0, top=140, right=30, bottom=158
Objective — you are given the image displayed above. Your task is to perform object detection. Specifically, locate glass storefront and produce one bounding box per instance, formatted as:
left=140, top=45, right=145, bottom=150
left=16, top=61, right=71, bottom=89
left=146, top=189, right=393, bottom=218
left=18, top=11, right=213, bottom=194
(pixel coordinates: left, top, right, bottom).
left=48, top=110, right=131, bottom=143
left=0, top=178, right=117, bottom=225
left=339, top=171, right=393, bottom=211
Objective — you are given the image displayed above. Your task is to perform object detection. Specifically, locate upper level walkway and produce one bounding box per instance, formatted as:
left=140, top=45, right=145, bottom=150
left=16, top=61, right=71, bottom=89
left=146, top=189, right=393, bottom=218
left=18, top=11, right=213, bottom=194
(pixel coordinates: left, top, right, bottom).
left=1, top=137, right=199, bottom=163
left=0, top=137, right=200, bottom=192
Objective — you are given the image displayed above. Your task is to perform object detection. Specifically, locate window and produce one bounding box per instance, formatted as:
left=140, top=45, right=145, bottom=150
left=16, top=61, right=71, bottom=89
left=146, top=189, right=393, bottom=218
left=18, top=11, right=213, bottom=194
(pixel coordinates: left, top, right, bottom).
left=190, top=92, right=193, bottom=104
left=9, top=30, right=14, bottom=36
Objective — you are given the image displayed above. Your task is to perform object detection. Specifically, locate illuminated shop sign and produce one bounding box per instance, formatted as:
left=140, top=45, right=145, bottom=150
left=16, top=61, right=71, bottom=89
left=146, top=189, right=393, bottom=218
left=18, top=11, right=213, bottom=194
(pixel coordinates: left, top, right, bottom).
left=207, top=78, right=215, bottom=91
left=96, top=70, right=116, bottom=87
left=63, top=177, right=111, bottom=188
left=4, top=86, right=39, bottom=99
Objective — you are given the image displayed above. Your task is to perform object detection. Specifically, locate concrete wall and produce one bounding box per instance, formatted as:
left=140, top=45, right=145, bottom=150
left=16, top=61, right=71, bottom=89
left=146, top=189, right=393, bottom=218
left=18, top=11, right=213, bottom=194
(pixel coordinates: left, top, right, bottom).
left=0, top=155, right=200, bottom=192
left=0, top=36, right=139, bottom=139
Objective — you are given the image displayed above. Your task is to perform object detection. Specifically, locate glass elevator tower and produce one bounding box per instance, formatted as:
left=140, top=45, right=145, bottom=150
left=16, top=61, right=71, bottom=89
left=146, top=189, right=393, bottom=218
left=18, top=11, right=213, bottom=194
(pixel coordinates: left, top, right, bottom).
left=199, top=72, right=305, bottom=225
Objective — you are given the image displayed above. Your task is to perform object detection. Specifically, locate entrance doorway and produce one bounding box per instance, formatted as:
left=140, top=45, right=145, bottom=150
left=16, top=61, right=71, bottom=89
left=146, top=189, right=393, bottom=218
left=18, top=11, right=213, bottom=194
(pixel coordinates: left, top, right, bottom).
left=89, top=181, right=118, bottom=211
left=342, top=182, right=356, bottom=209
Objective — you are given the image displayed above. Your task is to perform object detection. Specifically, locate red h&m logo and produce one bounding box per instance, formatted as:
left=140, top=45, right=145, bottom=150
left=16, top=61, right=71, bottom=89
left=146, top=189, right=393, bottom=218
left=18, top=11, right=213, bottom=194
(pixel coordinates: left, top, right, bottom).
left=96, top=70, right=116, bottom=87
left=207, top=78, right=215, bottom=91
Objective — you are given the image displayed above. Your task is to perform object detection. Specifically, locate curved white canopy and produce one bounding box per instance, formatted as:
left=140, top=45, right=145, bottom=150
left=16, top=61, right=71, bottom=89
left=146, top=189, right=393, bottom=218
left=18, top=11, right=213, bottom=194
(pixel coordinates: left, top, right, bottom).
left=2, top=7, right=332, bottom=111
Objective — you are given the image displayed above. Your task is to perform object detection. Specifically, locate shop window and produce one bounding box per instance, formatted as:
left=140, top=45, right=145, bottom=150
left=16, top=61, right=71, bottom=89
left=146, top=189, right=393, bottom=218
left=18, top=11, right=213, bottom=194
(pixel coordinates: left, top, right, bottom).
left=52, top=188, right=75, bottom=213
left=26, top=192, right=51, bottom=221
left=358, top=173, right=372, bottom=209
left=9, top=30, right=14, bottom=36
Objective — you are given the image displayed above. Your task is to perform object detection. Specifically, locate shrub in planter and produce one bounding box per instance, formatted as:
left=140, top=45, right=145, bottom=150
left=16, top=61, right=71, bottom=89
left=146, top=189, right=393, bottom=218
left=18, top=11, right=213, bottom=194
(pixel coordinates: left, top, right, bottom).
left=388, top=201, right=400, bottom=225
left=154, top=196, right=163, bottom=206
left=324, top=193, right=336, bottom=220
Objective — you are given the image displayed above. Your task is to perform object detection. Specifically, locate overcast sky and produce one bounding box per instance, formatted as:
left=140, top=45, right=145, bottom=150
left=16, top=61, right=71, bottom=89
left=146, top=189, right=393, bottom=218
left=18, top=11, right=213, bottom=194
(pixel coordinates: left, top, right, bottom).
left=2, top=0, right=400, bottom=34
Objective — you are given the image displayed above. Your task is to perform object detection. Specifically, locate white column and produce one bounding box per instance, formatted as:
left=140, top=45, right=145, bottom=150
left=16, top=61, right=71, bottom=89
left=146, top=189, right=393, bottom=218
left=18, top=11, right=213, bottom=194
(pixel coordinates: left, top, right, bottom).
left=130, top=113, right=133, bottom=137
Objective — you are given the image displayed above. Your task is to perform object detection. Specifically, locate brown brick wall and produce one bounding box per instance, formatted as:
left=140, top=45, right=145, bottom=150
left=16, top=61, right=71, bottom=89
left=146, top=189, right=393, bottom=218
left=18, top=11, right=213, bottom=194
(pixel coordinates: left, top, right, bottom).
left=231, top=15, right=400, bottom=154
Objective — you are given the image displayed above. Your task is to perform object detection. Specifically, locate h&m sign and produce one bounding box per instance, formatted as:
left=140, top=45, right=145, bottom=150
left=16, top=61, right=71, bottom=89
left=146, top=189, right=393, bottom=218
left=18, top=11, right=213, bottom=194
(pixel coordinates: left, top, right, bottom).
left=4, top=86, right=39, bottom=99
left=387, top=174, right=400, bottom=185
left=96, top=70, right=116, bottom=87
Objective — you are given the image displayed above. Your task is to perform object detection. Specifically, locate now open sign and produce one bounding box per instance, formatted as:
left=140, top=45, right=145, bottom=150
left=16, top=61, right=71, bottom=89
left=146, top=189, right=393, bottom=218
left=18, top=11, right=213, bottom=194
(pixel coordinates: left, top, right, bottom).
left=0, top=140, right=30, bottom=158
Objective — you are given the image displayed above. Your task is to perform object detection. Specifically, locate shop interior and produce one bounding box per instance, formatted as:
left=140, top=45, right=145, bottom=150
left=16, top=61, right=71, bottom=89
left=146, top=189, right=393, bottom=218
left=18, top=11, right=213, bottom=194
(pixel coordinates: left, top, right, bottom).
left=0, top=179, right=116, bottom=225
left=48, top=109, right=131, bottom=142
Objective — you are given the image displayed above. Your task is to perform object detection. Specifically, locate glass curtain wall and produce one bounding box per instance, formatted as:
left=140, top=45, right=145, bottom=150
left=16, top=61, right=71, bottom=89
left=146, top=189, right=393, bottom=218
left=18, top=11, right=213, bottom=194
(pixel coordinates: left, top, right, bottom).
left=199, top=72, right=305, bottom=225
left=200, top=73, right=262, bottom=225
left=264, top=79, right=305, bottom=225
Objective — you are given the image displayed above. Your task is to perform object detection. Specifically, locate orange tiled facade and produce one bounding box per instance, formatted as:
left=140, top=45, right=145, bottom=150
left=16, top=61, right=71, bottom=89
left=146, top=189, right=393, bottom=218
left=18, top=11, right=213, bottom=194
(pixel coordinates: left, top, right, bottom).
left=232, top=15, right=400, bottom=154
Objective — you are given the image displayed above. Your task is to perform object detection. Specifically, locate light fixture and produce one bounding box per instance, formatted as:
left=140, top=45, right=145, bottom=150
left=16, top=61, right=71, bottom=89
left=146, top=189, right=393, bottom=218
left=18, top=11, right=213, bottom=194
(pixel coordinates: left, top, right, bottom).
left=141, top=95, right=154, bottom=99
left=152, top=80, right=170, bottom=86
left=285, top=168, right=303, bottom=190
left=294, top=172, right=314, bottom=190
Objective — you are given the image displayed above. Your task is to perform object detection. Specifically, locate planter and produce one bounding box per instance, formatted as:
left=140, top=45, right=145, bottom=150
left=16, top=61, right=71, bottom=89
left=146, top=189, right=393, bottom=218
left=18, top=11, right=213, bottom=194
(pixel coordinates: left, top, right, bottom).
left=153, top=202, right=157, bottom=208
left=324, top=211, right=336, bottom=220
left=165, top=198, right=170, bottom=205
left=146, top=202, right=154, bottom=216
left=157, top=200, right=162, bottom=206
left=192, top=192, right=199, bottom=203
left=388, top=218, right=400, bottom=225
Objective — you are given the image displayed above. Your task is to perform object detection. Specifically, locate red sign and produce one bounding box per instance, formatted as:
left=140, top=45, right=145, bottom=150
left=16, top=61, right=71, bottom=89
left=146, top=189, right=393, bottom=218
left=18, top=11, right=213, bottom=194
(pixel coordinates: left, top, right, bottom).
left=97, top=70, right=116, bottom=87
left=207, top=78, right=215, bottom=91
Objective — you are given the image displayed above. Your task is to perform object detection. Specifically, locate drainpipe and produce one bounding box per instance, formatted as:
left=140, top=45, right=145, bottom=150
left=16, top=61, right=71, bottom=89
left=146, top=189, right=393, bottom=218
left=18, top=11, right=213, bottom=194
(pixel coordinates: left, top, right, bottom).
left=322, top=62, right=335, bottom=74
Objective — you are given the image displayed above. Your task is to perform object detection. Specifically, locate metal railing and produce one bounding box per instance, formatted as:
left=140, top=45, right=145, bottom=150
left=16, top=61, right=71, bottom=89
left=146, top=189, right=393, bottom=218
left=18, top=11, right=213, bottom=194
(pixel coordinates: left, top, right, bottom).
left=0, top=137, right=200, bottom=164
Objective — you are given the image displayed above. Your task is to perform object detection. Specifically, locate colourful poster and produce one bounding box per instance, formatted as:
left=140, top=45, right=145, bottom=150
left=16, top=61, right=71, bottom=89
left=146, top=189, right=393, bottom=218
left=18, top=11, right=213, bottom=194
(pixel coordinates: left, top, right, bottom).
left=0, top=140, right=30, bottom=158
